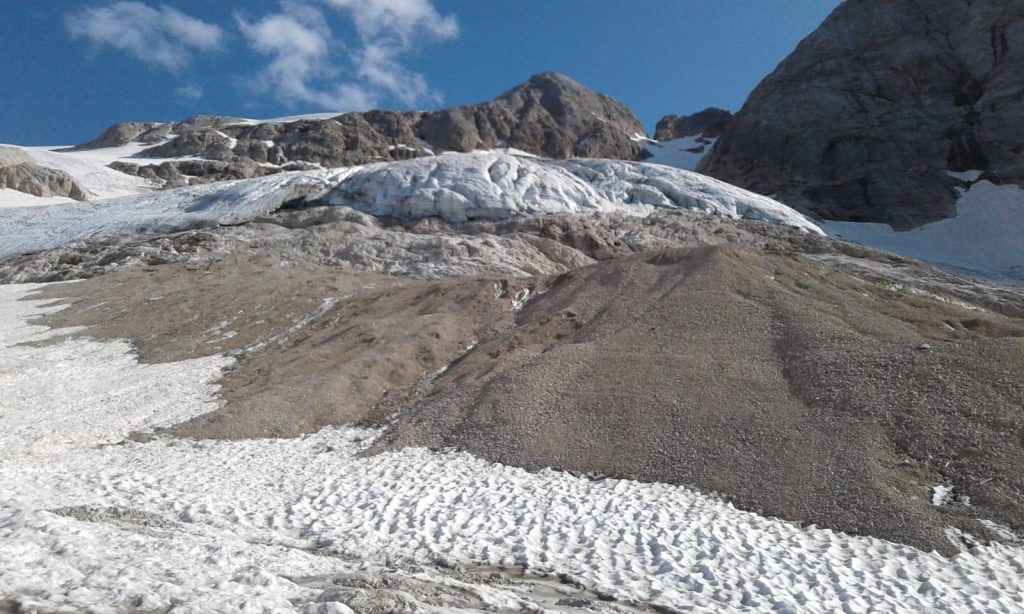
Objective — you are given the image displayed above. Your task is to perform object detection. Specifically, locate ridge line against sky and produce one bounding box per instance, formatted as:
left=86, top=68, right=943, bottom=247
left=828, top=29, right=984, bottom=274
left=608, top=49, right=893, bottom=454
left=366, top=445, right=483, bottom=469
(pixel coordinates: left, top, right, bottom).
left=2, top=0, right=841, bottom=145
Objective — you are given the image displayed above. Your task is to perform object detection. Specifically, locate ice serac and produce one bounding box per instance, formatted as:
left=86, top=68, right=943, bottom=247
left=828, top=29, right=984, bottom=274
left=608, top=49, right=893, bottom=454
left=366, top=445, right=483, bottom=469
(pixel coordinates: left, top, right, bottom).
left=700, top=0, right=1024, bottom=229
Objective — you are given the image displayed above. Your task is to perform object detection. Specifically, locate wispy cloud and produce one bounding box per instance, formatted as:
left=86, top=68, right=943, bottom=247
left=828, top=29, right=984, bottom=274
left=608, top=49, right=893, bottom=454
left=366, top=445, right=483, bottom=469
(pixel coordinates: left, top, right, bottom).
left=238, top=0, right=458, bottom=111
left=176, top=85, right=204, bottom=101
left=65, top=2, right=224, bottom=72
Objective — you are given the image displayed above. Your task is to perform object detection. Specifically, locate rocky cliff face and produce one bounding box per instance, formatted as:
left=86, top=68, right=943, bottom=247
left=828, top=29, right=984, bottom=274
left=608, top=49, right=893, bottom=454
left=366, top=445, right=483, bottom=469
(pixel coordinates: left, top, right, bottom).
left=653, top=108, right=733, bottom=141
left=89, top=73, right=648, bottom=188
left=700, top=0, right=1024, bottom=229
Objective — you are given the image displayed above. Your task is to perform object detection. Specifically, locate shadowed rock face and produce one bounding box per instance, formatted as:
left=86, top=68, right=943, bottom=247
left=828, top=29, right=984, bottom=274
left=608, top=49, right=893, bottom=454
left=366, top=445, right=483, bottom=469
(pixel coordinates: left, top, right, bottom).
left=653, top=108, right=733, bottom=141
left=700, top=0, right=1024, bottom=229
left=83, top=73, right=648, bottom=185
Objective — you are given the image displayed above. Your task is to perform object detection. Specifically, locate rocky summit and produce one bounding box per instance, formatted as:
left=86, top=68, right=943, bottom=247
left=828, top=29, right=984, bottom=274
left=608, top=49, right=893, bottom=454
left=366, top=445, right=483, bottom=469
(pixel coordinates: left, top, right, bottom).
left=85, top=73, right=648, bottom=189
left=700, top=0, right=1024, bottom=229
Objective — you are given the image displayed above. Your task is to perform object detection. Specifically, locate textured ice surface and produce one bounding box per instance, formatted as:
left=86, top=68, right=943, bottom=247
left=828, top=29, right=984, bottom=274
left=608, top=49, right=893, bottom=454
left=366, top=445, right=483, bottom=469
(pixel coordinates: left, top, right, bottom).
left=324, top=152, right=820, bottom=233
left=0, top=151, right=821, bottom=259
left=824, top=180, right=1024, bottom=283
left=1, top=284, right=1023, bottom=613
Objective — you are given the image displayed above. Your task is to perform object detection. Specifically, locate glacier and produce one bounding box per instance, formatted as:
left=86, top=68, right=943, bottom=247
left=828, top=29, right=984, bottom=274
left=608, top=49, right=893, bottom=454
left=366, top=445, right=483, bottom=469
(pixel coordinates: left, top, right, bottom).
left=0, top=151, right=822, bottom=259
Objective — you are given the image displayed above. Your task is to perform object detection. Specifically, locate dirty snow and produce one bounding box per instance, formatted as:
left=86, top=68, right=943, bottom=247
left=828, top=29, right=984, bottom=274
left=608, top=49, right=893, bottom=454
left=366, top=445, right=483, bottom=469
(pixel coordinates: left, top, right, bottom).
left=823, top=180, right=1024, bottom=283
left=1, top=283, right=1023, bottom=613
left=0, top=151, right=821, bottom=259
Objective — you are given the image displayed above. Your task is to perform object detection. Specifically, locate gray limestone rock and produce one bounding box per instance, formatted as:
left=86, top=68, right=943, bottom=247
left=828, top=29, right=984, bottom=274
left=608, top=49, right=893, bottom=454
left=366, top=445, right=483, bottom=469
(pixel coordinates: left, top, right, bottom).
left=72, top=122, right=163, bottom=150
left=139, top=128, right=235, bottom=160
left=700, top=0, right=1024, bottom=229
left=0, top=147, right=89, bottom=200
left=82, top=73, right=649, bottom=187
left=654, top=108, right=733, bottom=141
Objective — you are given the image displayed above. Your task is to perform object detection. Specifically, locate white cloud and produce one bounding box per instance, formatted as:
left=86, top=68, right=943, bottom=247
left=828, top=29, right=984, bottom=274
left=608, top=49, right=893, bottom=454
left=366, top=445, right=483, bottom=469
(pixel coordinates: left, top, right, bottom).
left=238, top=0, right=458, bottom=111
left=65, top=2, right=224, bottom=72
left=323, top=0, right=458, bottom=44
left=176, top=85, right=204, bottom=101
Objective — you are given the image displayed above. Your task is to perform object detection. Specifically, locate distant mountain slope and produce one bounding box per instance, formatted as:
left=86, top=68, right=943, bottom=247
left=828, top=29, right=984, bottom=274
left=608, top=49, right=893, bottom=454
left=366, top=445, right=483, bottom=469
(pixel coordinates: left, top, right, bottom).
left=62, top=73, right=649, bottom=190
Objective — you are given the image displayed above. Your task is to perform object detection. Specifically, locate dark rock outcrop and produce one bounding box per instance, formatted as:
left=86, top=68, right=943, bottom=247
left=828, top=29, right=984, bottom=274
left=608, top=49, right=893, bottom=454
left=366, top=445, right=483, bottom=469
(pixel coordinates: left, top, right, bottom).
left=700, top=0, right=1024, bottom=229
left=84, top=73, right=649, bottom=187
left=654, top=108, right=733, bottom=141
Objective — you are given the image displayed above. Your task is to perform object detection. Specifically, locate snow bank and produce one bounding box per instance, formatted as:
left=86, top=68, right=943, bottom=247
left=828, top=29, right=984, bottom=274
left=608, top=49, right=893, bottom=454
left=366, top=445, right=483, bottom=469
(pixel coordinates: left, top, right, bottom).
left=2, top=283, right=1023, bottom=613
left=0, top=151, right=821, bottom=259
left=0, top=284, right=231, bottom=457
left=824, top=180, right=1024, bottom=283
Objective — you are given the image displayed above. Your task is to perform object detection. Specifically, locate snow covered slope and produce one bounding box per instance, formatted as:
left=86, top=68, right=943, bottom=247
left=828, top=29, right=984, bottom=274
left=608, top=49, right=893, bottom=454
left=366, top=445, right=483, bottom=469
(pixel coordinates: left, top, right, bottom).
left=0, top=151, right=821, bottom=259
left=12, top=144, right=159, bottom=200
left=824, top=180, right=1024, bottom=284
left=0, top=189, right=74, bottom=209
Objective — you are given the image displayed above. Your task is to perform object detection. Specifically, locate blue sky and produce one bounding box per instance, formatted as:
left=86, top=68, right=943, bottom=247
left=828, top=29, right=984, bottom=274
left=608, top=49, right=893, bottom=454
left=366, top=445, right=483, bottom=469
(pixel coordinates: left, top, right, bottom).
left=1, top=1, right=841, bottom=146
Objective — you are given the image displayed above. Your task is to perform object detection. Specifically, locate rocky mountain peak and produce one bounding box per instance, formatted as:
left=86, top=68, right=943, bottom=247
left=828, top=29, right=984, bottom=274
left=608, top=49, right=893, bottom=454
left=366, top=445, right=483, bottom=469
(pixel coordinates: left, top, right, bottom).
left=74, top=73, right=649, bottom=190
left=699, top=0, right=1024, bottom=229
left=654, top=108, right=733, bottom=142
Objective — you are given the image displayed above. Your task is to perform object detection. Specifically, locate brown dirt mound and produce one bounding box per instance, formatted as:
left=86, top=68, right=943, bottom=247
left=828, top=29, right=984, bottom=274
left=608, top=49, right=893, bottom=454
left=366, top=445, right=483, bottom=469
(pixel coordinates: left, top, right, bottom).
left=373, top=245, right=1024, bottom=554
left=26, top=241, right=1024, bottom=554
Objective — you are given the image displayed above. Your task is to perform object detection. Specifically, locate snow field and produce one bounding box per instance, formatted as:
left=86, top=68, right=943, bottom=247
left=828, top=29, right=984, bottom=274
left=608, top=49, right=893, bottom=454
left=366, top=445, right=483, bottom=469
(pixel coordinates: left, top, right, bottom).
left=1, top=284, right=1023, bottom=612
left=19, top=144, right=159, bottom=200
left=637, top=134, right=717, bottom=171
left=0, top=284, right=232, bottom=457
left=0, top=188, right=74, bottom=209
left=823, top=179, right=1024, bottom=284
